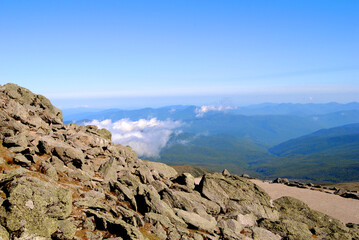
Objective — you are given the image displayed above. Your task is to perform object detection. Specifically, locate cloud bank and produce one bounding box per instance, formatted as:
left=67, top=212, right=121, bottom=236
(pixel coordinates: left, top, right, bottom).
left=85, top=118, right=182, bottom=158
left=195, top=105, right=237, bottom=117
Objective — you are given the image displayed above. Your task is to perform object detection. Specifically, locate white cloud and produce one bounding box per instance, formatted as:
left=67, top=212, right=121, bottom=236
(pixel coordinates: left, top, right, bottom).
left=195, top=105, right=237, bottom=117
left=85, top=118, right=182, bottom=158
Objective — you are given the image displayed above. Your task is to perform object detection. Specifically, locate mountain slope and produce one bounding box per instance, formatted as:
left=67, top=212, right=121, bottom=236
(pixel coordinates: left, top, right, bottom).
left=269, top=123, right=359, bottom=156
left=181, top=114, right=324, bottom=146
left=3, top=83, right=356, bottom=239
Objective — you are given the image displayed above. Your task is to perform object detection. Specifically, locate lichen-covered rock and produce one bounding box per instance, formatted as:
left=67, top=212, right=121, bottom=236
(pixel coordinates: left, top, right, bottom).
left=85, top=125, right=112, bottom=141
left=0, top=225, right=9, bottom=240
left=53, top=218, right=77, bottom=240
left=198, top=173, right=279, bottom=220
left=3, top=176, right=72, bottom=238
left=259, top=196, right=354, bottom=240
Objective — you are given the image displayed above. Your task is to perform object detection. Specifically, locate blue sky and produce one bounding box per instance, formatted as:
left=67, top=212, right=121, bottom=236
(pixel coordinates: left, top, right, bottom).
left=0, top=0, right=358, bottom=109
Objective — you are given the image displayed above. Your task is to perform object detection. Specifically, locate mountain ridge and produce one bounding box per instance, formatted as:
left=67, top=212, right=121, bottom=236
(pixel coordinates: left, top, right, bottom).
left=1, top=83, right=358, bottom=239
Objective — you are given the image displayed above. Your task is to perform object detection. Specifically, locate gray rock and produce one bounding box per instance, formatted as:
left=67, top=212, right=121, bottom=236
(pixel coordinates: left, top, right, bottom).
left=0, top=167, right=29, bottom=184
left=152, top=222, right=167, bottom=240
left=334, top=188, right=347, bottom=195
left=217, top=218, right=244, bottom=238
left=198, top=173, right=278, bottom=219
left=144, top=160, right=178, bottom=179
left=98, top=157, right=117, bottom=182
left=260, top=196, right=353, bottom=239
left=135, top=165, right=155, bottom=184
left=236, top=213, right=257, bottom=227
left=173, top=173, right=195, bottom=190
left=222, top=169, right=230, bottom=176
left=341, top=192, right=359, bottom=200
left=39, top=161, right=58, bottom=181
left=83, top=216, right=96, bottom=231
left=53, top=145, right=85, bottom=168
left=136, top=185, right=187, bottom=228
left=0, top=225, right=9, bottom=240
left=3, top=176, right=72, bottom=238
left=175, top=209, right=217, bottom=233
left=3, top=83, right=62, bottom=123
left=85, top=231, right=103, bottom=240
left=252, top=227, right=281, bottom=240
left=112, top=181, right=137, bottom=210
left=74, top=190, right=110, bottom=212
left=282, top=178, right=289, bottom=184
left=13, top=154, right=32, bottom=167
left=85, top=209, right=144, bottom=240
left=144, top=212, right=174, bottom=229
left=54, top=218, right=77, bottom=240
left=3, top=133, right=28, bottom=148
left=272, top=178, right=282, bottom=183
left=115, top=205, right=144, bottom=227
left=85, top=125, right=112, bottom=141
left=161, top=188, right=221, bottom=216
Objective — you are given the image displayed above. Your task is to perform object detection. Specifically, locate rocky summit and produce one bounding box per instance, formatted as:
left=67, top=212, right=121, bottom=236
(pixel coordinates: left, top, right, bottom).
left=0, top=83, right=358, bottom=240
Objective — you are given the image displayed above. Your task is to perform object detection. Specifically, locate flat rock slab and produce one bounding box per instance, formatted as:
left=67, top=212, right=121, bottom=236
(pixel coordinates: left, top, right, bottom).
left=251, top=179, right=359, bottom=224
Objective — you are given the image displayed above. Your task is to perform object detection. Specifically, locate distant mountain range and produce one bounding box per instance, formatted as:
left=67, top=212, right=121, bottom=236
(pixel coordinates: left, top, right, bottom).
left=63, top=102, right=359, bottom=122
left=63, top=102, right=359, bottom=183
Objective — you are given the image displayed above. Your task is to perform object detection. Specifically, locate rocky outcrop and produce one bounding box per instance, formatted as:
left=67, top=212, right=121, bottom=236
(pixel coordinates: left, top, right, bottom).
left=0, top=83, right=358, bottom=239
left=272, top=178, right=359, bottom=200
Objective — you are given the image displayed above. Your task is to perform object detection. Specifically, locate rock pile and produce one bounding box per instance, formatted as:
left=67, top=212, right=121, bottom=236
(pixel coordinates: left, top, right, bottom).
left=272, top=178, right=359, bottom=200
left=0, top=83, right=358, bottom=240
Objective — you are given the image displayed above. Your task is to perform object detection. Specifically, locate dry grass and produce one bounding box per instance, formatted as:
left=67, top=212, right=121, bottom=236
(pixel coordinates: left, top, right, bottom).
left=0, top=140, right=14, bottom=164
left=139, top=223, right=162, bottom=240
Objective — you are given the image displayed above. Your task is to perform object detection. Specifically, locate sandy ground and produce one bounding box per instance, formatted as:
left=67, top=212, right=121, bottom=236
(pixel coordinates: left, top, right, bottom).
left=194, top=177, right=359, bottom=224
left=251, top=179, right=359, bottom=224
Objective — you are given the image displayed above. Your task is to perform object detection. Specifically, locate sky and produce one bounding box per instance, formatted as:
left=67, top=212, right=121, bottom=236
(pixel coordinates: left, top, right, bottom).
left=1, top=0, right=358, bottom=109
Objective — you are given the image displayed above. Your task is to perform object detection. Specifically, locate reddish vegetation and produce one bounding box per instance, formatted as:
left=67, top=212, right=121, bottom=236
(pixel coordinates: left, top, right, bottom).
left=0, top=140, right=14, bottom=165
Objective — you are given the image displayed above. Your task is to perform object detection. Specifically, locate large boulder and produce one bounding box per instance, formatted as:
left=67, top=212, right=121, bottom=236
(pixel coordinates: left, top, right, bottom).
left=85, top=209, right=144, bottom=240
left=144, top=161, right=178, bottom=179
left=98, top=157, right=117, bottom=182
left=260, top=196, right=354, bottom=240
left=173, top=173, right=195, bottom=190
left=0, top=176, right=72, bottom=238
left=198, top=173, right=278, bottom=219
left=38, top=136, right=85, bottom=168
left=161, top=188, right=221, bottom=216
left=2, top=83, right=63, bottom=124
left=175, top=209, right=217, bottom=233
left=85, top=125, right=112, bottom=141
left=135, top=185, right=187, bottom=228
